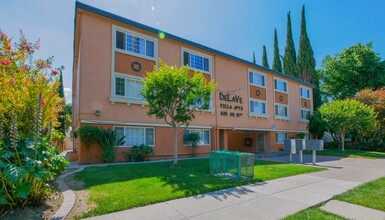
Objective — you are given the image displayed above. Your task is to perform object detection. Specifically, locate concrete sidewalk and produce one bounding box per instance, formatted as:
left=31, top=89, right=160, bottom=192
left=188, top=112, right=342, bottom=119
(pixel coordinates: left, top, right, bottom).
left=85, top=156, right=385, bottom=220
left=321, top=200, right=385, bottom=220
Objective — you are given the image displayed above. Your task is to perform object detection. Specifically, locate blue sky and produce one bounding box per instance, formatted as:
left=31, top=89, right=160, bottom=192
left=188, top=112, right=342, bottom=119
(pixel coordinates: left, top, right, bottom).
left=1, top=0, right=384, bottom=103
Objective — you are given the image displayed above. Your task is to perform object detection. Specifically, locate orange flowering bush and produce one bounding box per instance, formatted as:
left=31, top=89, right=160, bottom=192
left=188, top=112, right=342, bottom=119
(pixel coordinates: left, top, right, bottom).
left=0, top=31, right=62, bottom=138
left=356, top=88, right=385, bottom=142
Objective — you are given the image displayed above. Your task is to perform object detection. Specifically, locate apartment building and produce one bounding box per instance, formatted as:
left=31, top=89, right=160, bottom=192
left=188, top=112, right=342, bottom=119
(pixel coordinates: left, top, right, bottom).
left=72, top=2, right=313, bottom=163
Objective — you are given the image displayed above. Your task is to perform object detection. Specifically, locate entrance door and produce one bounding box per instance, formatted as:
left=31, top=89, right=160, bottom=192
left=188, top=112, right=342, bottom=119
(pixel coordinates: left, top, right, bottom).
left=219, top=130, right=224, bottom=150
left=257, top=133, right=265, bottom=153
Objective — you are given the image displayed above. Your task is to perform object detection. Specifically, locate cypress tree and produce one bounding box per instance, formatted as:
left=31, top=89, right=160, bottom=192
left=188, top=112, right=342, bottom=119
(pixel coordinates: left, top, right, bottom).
left=298, top=5, right=316, bottom=83
left=272, top=28, right=283, bottom=72
left=283, top=11, right=298, bottom=77
left=252, top=52, right=256, bottom=64
left=262, top=45, right=269, bottom=68
left=297, top=5, right=321, bottom=109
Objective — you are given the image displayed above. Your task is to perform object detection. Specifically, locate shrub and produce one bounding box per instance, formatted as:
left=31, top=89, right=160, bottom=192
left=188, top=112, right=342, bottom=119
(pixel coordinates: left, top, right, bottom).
left=126, top=144, right=154, bottom=162
left=97, top=128, right=125, bottom=163
left=0, top=115, right=68, bottom=213
left=186, top=132, right=200, bottom=157
left=77, top=126, right=100, bottom=163
left=0, top=31, right=67, bottom=214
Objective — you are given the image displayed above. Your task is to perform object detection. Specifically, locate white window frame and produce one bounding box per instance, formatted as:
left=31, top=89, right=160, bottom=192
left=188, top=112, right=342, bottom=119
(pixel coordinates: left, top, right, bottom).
left=114, top=126, right=155, bottom=147
left=275, top=132, right=288, bottom=144
left=301, top=109, right=311, bottom=122
left=274, top=77, right=288, bottom=94
left=181, top=47, right=212, bottom=75
left=300, top=86, right=311, bottom=100
left=183, top=129, right=211, bottom=146
left=110, top=73, right=146, bottom=105
left=113, top=25, right=158, bottom=61
left=249, top=98, right=268, bottom=117
left=248, top=69, right=266, bottom=88
left=275, top=103, right=290, bottom=120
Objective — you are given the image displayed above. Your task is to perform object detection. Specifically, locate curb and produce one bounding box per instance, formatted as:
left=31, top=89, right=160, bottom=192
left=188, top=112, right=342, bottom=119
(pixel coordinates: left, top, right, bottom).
left=50, top=168, right=84, bottom=220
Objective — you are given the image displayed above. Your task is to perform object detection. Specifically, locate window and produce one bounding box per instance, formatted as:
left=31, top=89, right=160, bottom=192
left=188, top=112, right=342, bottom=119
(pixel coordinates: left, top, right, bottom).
left=275, top=104, right=288, bottom=118
left=114, top=76, right=143, bottom=99
left=116, top=30, right=155, bottom=58
left=301, top=109, right=311, bottom=120
left=274, top=79, right=287, bottom=92
left=250, top=99, right=266, bottom=115
left=249, top=71, right=265, bottom=87
left=115, top=126, right=154, bottom=146
left=300, top=87, right=310, bottom=99
left=192, top=97, right=212, bottom=110
left=183, top=129, right=210, bottom=145
left=275, top=132, right=288, bottom=144
left=183, top=50, right=211, bottom=72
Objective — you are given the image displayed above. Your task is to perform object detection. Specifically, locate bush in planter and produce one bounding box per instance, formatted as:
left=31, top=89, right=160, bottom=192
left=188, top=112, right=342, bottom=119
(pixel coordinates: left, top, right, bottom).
left=127, top=144, right=154, bottom=162
left=97, top=128, right=125, bottom=163
left=76, top=126, right=100, bottom=163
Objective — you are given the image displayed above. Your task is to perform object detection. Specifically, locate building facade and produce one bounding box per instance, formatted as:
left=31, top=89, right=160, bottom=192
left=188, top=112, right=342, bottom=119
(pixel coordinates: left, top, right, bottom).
left=72, top=2, right=313, bottom=164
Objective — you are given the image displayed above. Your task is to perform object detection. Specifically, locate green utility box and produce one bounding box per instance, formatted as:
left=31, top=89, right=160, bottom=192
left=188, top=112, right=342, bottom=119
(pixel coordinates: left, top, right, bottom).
left=210, top=150, right=255, bottom=181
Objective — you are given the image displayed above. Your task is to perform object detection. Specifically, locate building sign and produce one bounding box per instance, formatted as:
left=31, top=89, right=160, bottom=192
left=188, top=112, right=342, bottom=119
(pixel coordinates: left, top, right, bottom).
left=219, top=92, right=243, bottom=117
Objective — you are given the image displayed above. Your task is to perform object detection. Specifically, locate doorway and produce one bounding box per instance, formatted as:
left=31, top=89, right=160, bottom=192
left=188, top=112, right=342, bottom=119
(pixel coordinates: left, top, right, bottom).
left=256, top=133, right=265, bottom=153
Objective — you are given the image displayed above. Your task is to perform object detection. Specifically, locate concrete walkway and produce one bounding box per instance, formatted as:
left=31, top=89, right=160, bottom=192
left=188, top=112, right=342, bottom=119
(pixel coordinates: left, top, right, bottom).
left=82, top=155, right=385, bottom=220
left=321, top=200, right=385, bottom=220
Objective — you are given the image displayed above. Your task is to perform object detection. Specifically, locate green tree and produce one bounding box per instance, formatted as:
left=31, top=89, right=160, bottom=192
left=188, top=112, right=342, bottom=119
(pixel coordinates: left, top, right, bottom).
left=356, top=88, right=385, bottom=140
left=298, top=5, right=316, bottom=83
left=297, top=5, right=322, bottom=109
left=252, top=52, right=256, bottom=64
left=319, top=99, right=376, bottom=151
left=56, top=66, right=66, bottom=134
left=283, top=11, right=297, bottom=77
left=272, top=28, right=282, bottom=72
left=142, top=61, right=216, bottom=167
left=307, top=110, right=326, bottom=139
left=262, top=45, right=270, bottom=68
left=319, top=43, right=385, bottom=100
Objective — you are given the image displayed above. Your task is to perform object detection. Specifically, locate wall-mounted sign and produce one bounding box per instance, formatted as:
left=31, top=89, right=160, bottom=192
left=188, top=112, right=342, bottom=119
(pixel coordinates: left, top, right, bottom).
left=219, top=92, right=243, bottom=117
left=131, top=61, right=142, bottom=72
left=279, top=95, right=284, bottom=101
left=256, top=90, right=260, bottom=97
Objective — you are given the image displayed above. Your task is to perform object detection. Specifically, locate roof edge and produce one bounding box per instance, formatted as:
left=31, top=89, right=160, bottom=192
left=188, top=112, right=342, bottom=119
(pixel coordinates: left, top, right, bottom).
left=75, top=1, right=315, bottom=88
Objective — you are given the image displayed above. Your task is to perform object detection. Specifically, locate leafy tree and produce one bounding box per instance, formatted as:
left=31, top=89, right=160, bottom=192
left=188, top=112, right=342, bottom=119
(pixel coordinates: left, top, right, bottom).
left=319, top=43, right=385, bottom=100
left=307, top=110, right=326, bottom=139
left=252, top=52, right=256, bottom=64
left=272, top=28, right=283, bottom=72
left=319, top=99, right=376, bottom=151
left=356, top=88, right=385, bottom=139
left=283, top=11, right=298, bottom=77
left=77, top=126, right=100, bottom=163
left=63, top=103, right=72, bottom=133
left=262, top=45, right=270, bottom=68
left=142, top=61, right=216, bottom=167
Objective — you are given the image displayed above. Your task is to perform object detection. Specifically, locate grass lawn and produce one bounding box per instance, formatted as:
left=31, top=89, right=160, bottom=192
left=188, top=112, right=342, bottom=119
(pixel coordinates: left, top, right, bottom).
left=283, top=207, right=346, bottom=220
left=304, top=149, right=385, bottom=159
left=68, top=158, right=324, bottom=218
left=334, top=177, right=385, bottom=211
